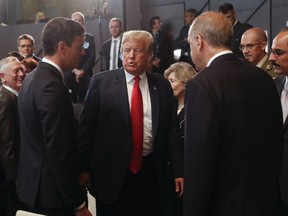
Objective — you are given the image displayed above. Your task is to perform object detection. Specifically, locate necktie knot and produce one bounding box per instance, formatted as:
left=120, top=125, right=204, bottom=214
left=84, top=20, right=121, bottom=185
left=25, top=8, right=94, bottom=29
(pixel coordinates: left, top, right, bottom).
left=134, top=76, right=140, bottom=83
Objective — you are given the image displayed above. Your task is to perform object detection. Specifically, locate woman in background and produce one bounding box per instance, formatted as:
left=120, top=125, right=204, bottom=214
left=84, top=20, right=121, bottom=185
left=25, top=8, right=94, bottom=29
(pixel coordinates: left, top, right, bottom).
left=164, top=61, right=196, bottom=216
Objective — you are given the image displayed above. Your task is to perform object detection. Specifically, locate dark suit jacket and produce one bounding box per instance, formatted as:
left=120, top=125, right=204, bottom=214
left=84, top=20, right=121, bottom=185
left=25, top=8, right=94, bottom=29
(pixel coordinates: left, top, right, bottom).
left=0, top=86, right=19, bottom=182
left=64, top=33, right=96, bottom=102
left=103, top=36, right=123, bottom=71
left=232, top=21, right=253, bottom=59
left=174, top=25, right=193, bottom=65
left=184, top=53, right=283, bottom=216
left=149, top=30, right=174, bottom=74
left=77, top=69, right=181, bottom=204
left=32, top=54, right=41, bottom=62
left=17, top=62, right=84, bottom=210
left=65, top=33, right=95, bottom=78
left=275, top=75, right=288, bottom=207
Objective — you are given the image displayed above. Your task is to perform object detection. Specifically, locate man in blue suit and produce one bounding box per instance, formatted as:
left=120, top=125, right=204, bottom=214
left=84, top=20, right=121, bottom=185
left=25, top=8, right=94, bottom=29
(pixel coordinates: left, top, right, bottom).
left=18, top=17, right=91, bottom=216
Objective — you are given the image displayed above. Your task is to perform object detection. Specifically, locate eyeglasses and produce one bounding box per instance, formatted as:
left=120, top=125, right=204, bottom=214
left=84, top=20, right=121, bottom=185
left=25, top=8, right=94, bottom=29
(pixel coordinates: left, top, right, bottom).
left=18, top=45, right=33, bottom=49
left=269, top=49, right=288, bottom=58
left=239, top=41, right=263, bottom=51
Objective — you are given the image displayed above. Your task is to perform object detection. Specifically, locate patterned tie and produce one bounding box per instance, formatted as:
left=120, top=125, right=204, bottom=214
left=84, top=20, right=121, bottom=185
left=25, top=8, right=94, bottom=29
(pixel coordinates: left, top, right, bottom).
left=281, top=81, right=288, bottom=123
left=129, top=76, right=143, bottom=173
left=154, top=33, right=159, bottom=58
left=112, top=40, right=117, bottom=69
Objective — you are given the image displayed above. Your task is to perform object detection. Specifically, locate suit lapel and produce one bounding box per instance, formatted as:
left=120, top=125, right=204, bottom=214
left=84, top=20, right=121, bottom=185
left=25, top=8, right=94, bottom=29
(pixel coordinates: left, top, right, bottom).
left=116, top=69, right=131, bottom=128
left=147, top=73, right=159, bottom=140
left=0, top=86, right=17, bottom=100
left=276, top=76, right=288, bottom=127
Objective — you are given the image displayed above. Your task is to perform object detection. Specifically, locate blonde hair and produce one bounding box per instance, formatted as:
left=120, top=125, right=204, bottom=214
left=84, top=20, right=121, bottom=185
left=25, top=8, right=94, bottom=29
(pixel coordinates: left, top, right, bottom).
left=164, top=62, right=197, bottom=83
left=121, top=30, right=154, bottom=54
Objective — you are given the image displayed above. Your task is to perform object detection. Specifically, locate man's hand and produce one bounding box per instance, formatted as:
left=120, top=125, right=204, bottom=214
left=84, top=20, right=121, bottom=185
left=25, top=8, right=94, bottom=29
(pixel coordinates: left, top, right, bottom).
left=73, top=69, right=85, bottom=82
left=75, top=206, right=92, bottom=216
left=175, top=177, right=184, bottom=197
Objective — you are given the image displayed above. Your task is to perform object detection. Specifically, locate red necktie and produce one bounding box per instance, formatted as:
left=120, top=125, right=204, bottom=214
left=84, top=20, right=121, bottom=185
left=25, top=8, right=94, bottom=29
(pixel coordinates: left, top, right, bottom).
left=129, top=76, right=143, bottom=174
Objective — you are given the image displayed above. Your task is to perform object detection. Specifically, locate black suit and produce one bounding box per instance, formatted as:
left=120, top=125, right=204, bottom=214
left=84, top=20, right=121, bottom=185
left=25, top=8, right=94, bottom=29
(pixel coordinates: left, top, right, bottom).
left=18, top=62, right=85, bottom=214
left=32, top=54, right=41, bottom=62
left=77, top=69, right=181, bottom=215
left=275, top=75, right=288, bottom=214
left=174, top=25, right=194, bottom=65
left=103, top=37, right=123, bottom=71
left=184, top=53, right=283, bottom=216
left=64, top=33, right=96, bottom=103
left=149, top=30, right=174, bottom=75
left=0, top=86, right=23, bottom=215
left=232, top=21, right=253, bottom=59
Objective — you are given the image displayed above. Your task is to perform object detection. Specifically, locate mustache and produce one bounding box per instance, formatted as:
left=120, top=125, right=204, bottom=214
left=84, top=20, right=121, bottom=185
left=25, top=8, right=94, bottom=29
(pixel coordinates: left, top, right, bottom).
left=271, top=61, right=280, bottom=67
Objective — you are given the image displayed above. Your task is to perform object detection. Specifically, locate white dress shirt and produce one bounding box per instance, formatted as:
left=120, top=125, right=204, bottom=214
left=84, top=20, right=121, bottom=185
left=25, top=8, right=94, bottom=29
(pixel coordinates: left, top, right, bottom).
left=124, top=70, right=153, bottom=156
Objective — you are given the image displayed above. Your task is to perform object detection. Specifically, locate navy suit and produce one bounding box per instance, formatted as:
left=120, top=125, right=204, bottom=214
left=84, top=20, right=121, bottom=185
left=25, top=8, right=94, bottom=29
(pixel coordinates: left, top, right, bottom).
left=77, top=69, right=181, bottom=215
left=18, top=62, right=85, bottom=213
left=102, top=37, right=123, bottom=71
left=184, top=53, right=283, bottom=216
left=64, top=33, right=96, bottom=103
left=149, top=30, right=174, bottom=75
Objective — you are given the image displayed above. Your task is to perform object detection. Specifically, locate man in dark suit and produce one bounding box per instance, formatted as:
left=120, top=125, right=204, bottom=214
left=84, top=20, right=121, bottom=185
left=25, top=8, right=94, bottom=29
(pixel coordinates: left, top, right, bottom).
left=0, top=57, right=26, bottom=216
left=174, top=8, right=198, bottom=65
left=240, top=27, right=277, bottom=78
left=219, top=3, right=253, bottom=59
left=184, top=11, right=283, bottom=216
left=102, top=17, right=123, bottom=71
left=270, top=28, right=288, bottom=215
left=78, top=30, right=183, bottom=216
left=64, top=12, right=96, bottom=103
left=148, top=16, right=173, bottom=75
left=17, top=17, right=91, bottom=216
left=17, top=34, right=41, bottom=62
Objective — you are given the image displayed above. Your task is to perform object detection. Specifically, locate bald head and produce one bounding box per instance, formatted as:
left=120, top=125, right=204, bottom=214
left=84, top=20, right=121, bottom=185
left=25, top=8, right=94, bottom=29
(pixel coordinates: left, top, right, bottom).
left=188, top=11, right=233, bottom=70
left=189, top=11, right=233, bottom=48
left=269, top=29, right=288, bottom=75
left=240, top=27, right=267, bottom=65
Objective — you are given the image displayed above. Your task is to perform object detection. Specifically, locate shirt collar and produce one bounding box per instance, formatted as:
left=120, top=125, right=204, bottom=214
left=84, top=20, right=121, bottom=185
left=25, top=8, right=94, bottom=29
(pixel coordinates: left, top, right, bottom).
left=124, top=69, right=147, bottom=84
left=112, top=35, right=121, bottom=42
left=2, top=85, right=18, bottom=96
left=42, top=57, right=64, bottom=78
left=207, top=50, right=233, bottom=67
left=256, top=54, right=268, bottom=68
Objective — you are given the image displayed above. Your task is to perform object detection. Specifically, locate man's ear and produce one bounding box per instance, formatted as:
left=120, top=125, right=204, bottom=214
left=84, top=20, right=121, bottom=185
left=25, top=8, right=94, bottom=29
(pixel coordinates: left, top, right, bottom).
left=195, top=34, right=204, bottom=51
left=0, top=73, right=6, bottom=83
left=58, top=41, right=67, bottom=56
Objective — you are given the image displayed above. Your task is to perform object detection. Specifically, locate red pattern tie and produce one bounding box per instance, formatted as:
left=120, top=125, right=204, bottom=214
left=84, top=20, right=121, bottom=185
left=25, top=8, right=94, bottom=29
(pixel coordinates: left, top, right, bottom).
left=129, top=76, right=143, bottom=174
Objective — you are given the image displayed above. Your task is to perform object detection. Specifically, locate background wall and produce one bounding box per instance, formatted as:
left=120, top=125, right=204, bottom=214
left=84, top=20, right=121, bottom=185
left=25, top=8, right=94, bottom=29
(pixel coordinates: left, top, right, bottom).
left=0, top=0, right=287, bottom=73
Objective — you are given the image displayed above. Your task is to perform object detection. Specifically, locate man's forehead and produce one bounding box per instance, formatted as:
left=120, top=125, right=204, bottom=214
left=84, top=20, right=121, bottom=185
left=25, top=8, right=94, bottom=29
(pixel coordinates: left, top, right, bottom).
left=19, top=39, right=32, bottom=44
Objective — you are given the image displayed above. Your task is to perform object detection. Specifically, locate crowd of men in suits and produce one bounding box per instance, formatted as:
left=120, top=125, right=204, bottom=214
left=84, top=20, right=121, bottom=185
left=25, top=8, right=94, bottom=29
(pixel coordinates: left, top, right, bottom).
left=2, top=2, right=288, bottom=216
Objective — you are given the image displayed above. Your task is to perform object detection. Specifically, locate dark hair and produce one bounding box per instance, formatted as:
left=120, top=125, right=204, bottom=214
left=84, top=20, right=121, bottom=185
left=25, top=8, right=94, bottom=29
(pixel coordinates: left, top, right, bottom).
left=21, top=58, right=38, bottom=72
left=186, top=8, right=199, bottom=17
left=149, top=16, right=160, bottom=29
left=6, top=51, right=26, bottom=61
left=218, top=3, right=234, bottom=14
left=41, top=17, right=85, bottom=56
